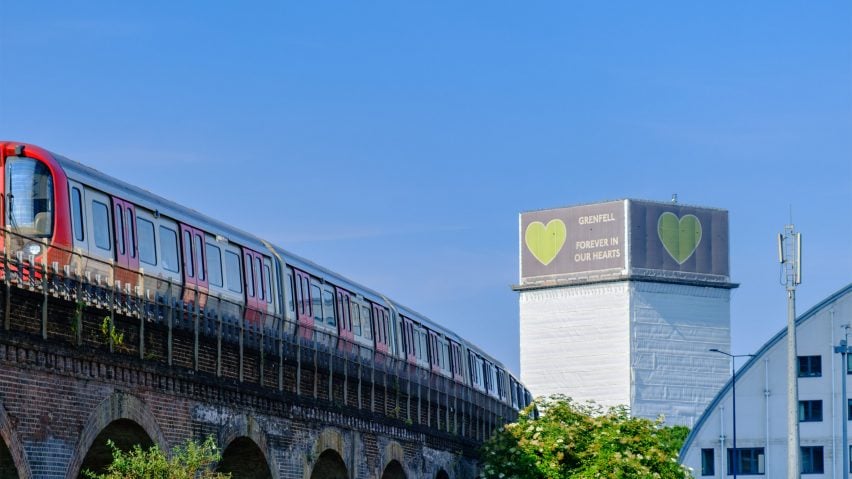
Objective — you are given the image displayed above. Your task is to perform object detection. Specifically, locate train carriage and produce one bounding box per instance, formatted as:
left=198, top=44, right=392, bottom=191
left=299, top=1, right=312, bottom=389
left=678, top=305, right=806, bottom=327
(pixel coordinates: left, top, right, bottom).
left=0, top=141, right=530, bottom=413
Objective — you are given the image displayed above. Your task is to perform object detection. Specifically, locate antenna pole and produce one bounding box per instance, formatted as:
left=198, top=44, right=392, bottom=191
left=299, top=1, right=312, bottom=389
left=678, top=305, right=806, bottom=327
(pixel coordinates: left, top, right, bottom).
left=780, top=223, right=802, bottom=479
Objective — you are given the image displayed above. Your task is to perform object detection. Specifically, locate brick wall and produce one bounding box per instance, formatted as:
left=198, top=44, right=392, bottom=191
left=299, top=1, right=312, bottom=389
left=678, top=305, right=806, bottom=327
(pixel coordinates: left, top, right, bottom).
left=0, top=285, right=506, bottom=479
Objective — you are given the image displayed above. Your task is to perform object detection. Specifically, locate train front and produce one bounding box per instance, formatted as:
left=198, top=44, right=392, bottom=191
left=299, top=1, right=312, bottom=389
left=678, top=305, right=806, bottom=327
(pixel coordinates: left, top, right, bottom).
left=0, top=142, right=72, bottom=266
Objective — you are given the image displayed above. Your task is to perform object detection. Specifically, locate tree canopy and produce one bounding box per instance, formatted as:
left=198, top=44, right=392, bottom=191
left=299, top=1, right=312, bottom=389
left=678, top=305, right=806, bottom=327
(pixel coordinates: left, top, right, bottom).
left=84, top=436, right=230, bottom=479
left=480, top=395, right=691, bottom=479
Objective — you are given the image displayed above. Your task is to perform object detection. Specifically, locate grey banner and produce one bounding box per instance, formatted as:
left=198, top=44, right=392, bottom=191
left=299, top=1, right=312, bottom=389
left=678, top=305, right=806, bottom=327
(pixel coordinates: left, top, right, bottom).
left=628, top=200, right=729, bottom=277
left=520, top=201, right=625, bottom=281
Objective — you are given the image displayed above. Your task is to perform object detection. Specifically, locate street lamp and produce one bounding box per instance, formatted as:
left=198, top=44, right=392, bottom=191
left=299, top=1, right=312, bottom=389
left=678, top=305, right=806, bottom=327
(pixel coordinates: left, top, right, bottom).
left=710, top=348, right=755, bottom=479
left=834, top=334, right=851, bottom=478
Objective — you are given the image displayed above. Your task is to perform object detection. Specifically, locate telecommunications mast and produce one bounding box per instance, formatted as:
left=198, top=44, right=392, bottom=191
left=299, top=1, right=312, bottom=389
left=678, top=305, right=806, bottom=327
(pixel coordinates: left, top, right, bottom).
left=779, top=223, right=802, bottom=479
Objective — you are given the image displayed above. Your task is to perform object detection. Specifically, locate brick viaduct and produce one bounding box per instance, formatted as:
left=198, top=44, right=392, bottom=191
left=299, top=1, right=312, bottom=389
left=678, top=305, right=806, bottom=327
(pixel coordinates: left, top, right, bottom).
left=0, top=266, right=515, bottom=478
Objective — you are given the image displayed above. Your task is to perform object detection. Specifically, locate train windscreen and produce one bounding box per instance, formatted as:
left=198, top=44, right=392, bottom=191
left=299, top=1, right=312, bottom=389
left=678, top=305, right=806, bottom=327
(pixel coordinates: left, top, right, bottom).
left=6, top=157, right=54, bottom=238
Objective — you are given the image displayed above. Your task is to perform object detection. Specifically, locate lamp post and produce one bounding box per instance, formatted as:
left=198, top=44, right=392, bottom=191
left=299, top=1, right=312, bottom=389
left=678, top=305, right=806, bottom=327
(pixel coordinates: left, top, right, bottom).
left=711, top=348, right=755, bottom=479
left=834, top=335, right=851, bottom=478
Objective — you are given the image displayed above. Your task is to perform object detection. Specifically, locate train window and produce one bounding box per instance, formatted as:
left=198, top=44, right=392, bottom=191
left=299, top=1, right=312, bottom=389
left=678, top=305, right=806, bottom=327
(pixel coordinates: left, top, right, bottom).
left=115, top=208, right=125, bottom=255
left=244, top=254, right=254, bottom=297
left=71, top=187, right=84, bottom=241
left=127, top=210, right=136, bottom=259
left=263, top=264, right=272, bottom=304
left=380, top=311, right=388, bottom=344
left=254, top=257, right=263, bottom=301
left=225, top=251, right=242, bottom=293
left=322, top=289, right=335, bottom=326
left=159, top=226, right=179, bottom=272
left=92, top=201, right=111, bottom=251
left=182, top=230, right=194, bottom=277
left=137, top=218, right=156, bottom=265
left=301, top=274, right=312, bottom=316
left=206, top=243, right=223, bottom=287
left=194, top=235, right=205, bottom=281
left=351, top=302, right=361, bottom=335
left=440, top=341, right=450, bottom=370
left=361, top=306, right=372, bottom=339
left=287, top=273, right=295, bottom=312
left=342, top=295, right=351, bottom=330
left=311, top=284, right=322, bottom=323
left=452, top=345, right=462, bottom=376
left=416, top=329, right=428, bottom=362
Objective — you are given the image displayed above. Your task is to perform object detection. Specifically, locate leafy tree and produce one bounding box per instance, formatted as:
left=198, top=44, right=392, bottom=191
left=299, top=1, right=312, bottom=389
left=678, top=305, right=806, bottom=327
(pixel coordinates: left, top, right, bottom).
left=480, top=395, right=692, bottom=479
left=84, top=436, right=230, bottom=479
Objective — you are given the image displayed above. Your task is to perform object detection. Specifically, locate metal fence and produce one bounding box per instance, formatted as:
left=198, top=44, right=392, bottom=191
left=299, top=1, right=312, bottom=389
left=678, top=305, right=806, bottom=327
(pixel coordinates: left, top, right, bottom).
left=0, top=229, right=515, bottom=445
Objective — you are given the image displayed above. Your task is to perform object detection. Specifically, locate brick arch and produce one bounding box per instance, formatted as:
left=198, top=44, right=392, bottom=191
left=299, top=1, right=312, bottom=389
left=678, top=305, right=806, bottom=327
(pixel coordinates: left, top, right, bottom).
left=65, top=391, right=167, bottom=479
left=217, top=415, right=278, bottom=479
left=304, top=428, right=347, bottom=479
left=380, top=441, right=407, bottom=479
left=0, top=401, right=31, bottom=479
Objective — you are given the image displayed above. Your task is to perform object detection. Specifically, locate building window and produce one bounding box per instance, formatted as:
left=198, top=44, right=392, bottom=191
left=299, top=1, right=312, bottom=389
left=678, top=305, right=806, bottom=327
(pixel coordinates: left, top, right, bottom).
left=799, top=400, right=823, bottom=422
left=847, top=354, right=852, bottom=374
left=700, top=448, right=714, bottom=475
left=801, top=446, right=824, bottom=474
left=848, top=399, right=852, bottom=420
left=797, top=355, right=822, bottom=377
left=727, top=447, right=765, bottom=475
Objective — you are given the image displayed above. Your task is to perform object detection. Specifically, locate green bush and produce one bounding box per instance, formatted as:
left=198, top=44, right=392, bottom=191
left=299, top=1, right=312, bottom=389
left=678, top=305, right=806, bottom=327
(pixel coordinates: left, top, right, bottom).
left=84, top=436, right=230, bottom=479
left=480, top=395, right=692, bottom=479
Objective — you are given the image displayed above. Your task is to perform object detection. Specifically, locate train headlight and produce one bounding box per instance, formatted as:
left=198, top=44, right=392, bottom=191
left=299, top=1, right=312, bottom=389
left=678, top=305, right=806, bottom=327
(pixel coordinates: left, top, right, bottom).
left=23, top=242, right=42, bottom=257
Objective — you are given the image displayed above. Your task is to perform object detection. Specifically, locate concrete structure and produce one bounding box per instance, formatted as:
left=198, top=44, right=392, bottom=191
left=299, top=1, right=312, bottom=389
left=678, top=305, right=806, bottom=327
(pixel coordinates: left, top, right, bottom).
left=0, top=274, right=510, bottom=478
left=516, top=199, right=736, bottom=426
left=680, top=283, right=852, bottom=478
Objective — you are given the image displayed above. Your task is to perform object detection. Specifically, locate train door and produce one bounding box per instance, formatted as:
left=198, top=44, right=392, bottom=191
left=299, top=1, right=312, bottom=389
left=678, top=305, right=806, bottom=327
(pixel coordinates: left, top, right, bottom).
left=112, top=197, right=139, bottom=288
left=293, top=268, right=313, bottom=339
left=241, top=248, right=265, bottom=324
left=335, top=286, right=354, bottom=352
left=372, top=303, right=390, bottom=356
left=179, top=224, right=208, bottom=308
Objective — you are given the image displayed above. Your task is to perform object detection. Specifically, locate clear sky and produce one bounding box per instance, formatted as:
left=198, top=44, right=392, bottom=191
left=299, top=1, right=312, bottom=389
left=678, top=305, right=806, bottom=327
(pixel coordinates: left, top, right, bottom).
left=1, top=1, right=850, bottom=375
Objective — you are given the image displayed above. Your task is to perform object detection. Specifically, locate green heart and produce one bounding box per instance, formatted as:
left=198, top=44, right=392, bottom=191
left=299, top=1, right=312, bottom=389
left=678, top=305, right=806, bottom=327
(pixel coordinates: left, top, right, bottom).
left=657, top=212, right=702, bottom=264
left=525, top=220, right=567, bottom=266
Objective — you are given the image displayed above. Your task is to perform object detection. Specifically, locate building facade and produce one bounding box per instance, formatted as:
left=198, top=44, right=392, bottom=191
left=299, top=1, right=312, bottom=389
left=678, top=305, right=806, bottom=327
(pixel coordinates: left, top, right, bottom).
left=680, top=283, right=852, bottom=478
left=516, top=199, right=735, bottom=426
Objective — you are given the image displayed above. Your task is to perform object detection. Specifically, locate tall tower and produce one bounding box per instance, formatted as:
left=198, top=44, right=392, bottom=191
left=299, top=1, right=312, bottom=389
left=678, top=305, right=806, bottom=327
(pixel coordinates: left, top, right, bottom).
left=515, top=199, right=736, bottom=426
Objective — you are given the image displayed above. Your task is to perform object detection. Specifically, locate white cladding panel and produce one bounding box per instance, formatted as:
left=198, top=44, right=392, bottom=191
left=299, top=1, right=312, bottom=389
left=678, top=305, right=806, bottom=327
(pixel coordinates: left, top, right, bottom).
left=681, top=285, right=852, bottom=478
left=520, top=283, right=630, bottom=408
left=520, top=279, right=731, bottom=426
left=630, top=282, right=731, bottom=427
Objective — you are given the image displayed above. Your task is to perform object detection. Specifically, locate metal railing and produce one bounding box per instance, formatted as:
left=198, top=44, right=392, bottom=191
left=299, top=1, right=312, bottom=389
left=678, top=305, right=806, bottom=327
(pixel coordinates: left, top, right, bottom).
left=0, top=229, right=515, bottom=444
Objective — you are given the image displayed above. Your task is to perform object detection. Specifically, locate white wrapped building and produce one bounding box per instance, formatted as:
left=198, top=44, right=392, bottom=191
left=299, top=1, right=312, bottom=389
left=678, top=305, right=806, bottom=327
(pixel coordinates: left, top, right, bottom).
left=516, top=199, right=735, bottom=426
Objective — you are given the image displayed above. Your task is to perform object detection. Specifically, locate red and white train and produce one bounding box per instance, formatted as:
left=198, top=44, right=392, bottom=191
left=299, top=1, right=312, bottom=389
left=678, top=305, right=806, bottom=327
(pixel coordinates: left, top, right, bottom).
left=0, top=141, right=531, bottom=411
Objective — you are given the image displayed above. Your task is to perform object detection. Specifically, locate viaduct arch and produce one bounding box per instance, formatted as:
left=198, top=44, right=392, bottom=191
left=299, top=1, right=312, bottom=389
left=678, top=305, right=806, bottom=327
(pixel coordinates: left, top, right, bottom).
left=0, top=401, right=30, bottom=479
left=65, top=392, right=168, bottom=479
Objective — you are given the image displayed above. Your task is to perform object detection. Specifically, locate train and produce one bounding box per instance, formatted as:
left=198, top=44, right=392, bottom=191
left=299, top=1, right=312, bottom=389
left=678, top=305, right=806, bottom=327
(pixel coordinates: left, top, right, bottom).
left=0, top=141, right=531, bottom=412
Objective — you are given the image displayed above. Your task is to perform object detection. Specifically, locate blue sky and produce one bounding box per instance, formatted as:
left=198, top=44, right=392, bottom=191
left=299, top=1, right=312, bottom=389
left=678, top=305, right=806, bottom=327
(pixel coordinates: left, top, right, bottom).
left=1, top=1, right=850, bottom=374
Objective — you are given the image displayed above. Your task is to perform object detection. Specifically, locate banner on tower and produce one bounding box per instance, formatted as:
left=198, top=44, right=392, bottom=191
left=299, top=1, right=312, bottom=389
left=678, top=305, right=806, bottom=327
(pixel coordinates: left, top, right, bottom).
left=520, top=201, right=626, bottom=282
left=519, top=199, right=731, bottom=285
